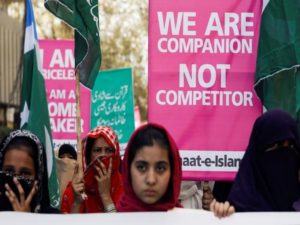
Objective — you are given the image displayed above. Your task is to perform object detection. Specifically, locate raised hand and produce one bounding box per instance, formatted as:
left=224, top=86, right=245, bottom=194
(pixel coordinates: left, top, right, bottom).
left=94, top=158, right=112, bottom=198
left=94, top=158, right=115, bottom=211
left=71, top=163, right=85, bottom=204
left=5, top=177, right=38, bottom=212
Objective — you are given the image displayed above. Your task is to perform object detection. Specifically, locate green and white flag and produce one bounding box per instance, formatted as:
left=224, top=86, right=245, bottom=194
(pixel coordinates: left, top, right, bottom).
left=255, top=0, right=300, bottom=124
left=21, top=0, right=60, bottom=208
left=44, top=0, right=101, bottom=89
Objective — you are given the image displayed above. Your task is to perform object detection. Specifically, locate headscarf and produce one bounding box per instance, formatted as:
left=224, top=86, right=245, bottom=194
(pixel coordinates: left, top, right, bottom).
left=61, top=126, right=123, bottom=213
left=0, top=129, right=51, bottom=213
left=117, top=123, right=182, bottom=212
left=82, top=126, right=120, bottom=171
left=228, top=109, right=300, bottom=211
left=58, top=144, right=77, bottom=160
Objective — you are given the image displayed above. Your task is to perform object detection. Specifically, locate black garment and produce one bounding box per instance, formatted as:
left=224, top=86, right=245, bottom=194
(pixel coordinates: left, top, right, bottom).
left=227, top=109, right=300, bottom=211
left=58, top=143, right=77, bottom=160
left=213, top=181, right=233, bottom=202
left=0, top=129, right=60, bottom=213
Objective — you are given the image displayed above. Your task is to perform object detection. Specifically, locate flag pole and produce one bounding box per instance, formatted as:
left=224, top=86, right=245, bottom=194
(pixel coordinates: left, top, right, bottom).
left=75, top=70, right=83, bottom=173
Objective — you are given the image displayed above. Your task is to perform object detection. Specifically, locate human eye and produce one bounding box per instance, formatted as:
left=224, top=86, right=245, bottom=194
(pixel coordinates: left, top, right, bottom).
left=156, top=162, right=169, bottom=174
left=92, top=147, right=102, bottom=153
left=19, top=170, right=32, bottom=177
left=135, top=161, right=147, bottom=173
left=105, top=147, right=115, bottom=154
left=2, top=167, right=15, bottom=177
left=18, top=169, right=34, bottom=180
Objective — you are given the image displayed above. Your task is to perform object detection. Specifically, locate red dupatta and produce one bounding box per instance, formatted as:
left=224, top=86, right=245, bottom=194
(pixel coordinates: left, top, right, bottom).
left=61, top=126, right=123, bottom=213
left=117, top=123, right=182, bottom=212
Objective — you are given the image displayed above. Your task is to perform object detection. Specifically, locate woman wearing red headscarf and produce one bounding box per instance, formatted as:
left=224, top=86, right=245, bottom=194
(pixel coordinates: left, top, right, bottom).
left=117, top=123, right=182, bottom=211
left=61, top=126, right=123, bottom=213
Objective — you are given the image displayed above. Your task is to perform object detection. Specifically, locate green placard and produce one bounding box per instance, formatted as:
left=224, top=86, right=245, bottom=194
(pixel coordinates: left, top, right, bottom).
left=91, top=68, right=135, bottom=144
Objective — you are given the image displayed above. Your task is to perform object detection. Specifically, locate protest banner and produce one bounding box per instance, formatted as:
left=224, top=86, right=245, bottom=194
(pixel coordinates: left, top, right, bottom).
left=148, top=1, right=263, bottom=180
left=39, top=40, right=91, bottom=150
left=2, top=209, right=300, bottom=225
left=91, top=68, right=135, bottom=153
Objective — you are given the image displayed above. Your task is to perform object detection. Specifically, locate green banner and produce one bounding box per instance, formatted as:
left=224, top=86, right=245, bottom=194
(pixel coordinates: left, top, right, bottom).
left=91, top=68, right=135, bottom=145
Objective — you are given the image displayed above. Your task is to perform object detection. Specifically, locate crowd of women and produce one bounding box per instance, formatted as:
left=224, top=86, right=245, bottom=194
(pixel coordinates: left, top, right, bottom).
left=0, top=109, right=299, bottom=217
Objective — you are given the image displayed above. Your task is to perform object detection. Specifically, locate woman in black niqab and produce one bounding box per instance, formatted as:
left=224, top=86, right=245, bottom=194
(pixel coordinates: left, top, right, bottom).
left=227, top=109, right=300, bottom=211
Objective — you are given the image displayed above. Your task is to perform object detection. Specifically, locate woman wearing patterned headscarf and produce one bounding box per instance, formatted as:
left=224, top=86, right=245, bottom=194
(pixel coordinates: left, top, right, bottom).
left=61, top=126, right=123, bottom=213
left=0, top=129, right=59, bottom=213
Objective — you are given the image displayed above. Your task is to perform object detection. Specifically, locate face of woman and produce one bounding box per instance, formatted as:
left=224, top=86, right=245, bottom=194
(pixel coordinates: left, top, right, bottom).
left=90, top=136, right=115, bottom=162
left=59, top=153, right=75, bottom=160
left=2, top=148, right=36, bottom=180
left=130, top=144, right=171, bottom=205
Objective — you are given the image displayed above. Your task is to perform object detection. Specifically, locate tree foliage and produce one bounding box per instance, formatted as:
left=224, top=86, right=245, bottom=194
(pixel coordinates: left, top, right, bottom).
left=4, top=0, right=148, bottom=121
left=100, top=0, right=148, bottom=121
